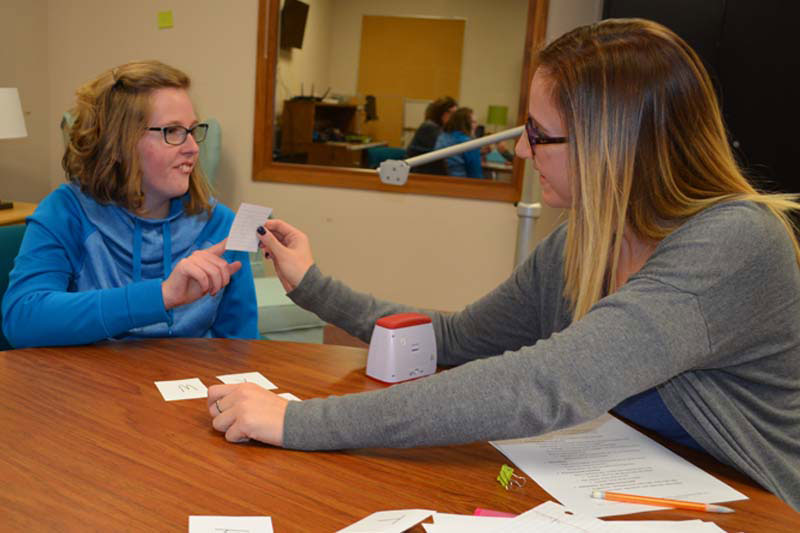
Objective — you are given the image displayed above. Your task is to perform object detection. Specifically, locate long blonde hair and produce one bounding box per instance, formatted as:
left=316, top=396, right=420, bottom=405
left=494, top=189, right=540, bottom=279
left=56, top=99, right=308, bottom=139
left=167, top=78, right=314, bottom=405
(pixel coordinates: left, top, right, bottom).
left=63, top=59, right=212, bottom=215
left=536, top=19, right=800, bottom=321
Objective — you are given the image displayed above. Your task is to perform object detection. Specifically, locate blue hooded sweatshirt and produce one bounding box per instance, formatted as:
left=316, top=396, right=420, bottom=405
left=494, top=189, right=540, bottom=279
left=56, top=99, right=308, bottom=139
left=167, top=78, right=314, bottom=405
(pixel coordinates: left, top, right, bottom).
left=2, top=183, right=258, bottom=348
left=434, top=131, right=483, bottom=179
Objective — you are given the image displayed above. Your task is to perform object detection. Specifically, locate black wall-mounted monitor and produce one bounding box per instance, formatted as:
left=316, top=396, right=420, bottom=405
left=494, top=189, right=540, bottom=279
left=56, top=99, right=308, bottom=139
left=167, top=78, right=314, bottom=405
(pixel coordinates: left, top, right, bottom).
left=280, top=0, right=309, bottom=50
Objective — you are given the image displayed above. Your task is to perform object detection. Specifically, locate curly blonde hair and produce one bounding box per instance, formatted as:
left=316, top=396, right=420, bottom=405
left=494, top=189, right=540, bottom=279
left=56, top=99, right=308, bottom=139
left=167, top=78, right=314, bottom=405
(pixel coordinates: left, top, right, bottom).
left=62, top=60, right=212, bottom=215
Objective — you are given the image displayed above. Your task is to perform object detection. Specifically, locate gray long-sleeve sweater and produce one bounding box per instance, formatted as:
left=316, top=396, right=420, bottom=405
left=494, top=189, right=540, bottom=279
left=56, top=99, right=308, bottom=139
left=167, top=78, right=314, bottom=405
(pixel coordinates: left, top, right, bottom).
left=283, top=201, right=800, bottom=510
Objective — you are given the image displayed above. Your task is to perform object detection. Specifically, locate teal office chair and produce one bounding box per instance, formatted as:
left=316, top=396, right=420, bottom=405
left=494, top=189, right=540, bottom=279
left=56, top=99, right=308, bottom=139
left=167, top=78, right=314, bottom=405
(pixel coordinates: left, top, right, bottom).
left=365, top=146, right=406, bottom=169
left=60, top=113, right=222, bottom=186
left=0, top=224, right=26, bottom=350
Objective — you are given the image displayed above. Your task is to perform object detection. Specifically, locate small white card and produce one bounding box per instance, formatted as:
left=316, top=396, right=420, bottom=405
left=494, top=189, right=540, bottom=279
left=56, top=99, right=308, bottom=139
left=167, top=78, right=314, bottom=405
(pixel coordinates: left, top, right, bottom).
left=189, top=516, right=273, bottom=533
left=154, top=378, right=208, bottom=401
left=216, top=371, right=278, bottom=390
left=278, top=392, right=301, bottom=401
left=225, top=203, right=273, bottom=252
left=337, top=509, right=435, bottom=533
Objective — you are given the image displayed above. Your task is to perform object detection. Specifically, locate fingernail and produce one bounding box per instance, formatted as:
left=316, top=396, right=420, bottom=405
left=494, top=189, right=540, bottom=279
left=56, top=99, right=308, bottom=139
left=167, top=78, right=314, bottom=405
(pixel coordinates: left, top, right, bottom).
left=256, top=226, right=266, bottom=235
left=264, top=252, right=270, bottom=259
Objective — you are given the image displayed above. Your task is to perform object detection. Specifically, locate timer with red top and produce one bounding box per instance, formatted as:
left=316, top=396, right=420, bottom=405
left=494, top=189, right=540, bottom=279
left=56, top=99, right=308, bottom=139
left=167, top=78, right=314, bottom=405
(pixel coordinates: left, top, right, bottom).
left=366, top=312, right=437, bottom=383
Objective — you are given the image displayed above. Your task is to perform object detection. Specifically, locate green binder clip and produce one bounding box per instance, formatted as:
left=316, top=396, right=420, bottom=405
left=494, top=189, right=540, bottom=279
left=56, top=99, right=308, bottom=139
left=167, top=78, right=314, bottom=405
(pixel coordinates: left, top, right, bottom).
left=497, top=464, right=526, bottom=490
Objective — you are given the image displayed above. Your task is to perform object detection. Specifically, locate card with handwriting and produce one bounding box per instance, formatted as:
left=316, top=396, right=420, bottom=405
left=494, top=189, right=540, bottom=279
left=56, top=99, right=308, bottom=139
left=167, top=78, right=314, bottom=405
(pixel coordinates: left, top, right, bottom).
left=337, top=509, right=434, bottom=533
left=216, top=371, right=277, bottom=390
left=154, top=378, right=208, bottom=401
left=225, top=203, right=273, bottom=252
left=189, top=516, right=272, bottom=533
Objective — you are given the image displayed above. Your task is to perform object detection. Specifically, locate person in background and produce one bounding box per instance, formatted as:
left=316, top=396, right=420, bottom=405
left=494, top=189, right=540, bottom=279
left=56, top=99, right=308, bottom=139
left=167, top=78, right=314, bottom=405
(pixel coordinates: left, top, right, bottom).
left=434, top=107, right=484, bottom=179
left=207, top=19, right=800, bottom=509
left=2, top=60, right=258, bottom=348
left=488, top=140, right=515, bottom=163
left=405, top=96, right=457, bottom=175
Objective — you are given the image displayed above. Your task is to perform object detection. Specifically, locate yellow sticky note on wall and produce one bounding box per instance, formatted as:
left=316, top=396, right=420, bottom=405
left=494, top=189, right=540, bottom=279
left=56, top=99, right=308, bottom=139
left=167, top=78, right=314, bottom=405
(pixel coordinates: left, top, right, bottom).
left=157, top=11, right=174, bottom=29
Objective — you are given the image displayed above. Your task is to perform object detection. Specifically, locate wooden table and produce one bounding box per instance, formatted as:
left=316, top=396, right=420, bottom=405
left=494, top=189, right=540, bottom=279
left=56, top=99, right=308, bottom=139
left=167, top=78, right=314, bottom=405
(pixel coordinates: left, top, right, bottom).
left=0, top=201, right=36, bottom=226
left=1, top=339, right=798, bottom=531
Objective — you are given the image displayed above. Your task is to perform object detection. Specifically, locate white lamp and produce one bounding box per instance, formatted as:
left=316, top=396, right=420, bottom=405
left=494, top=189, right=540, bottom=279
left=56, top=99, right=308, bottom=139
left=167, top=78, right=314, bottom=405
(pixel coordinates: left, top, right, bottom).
left=1, top=88, right=28, bottom=209
left=0, top=88, right=27, bottom=140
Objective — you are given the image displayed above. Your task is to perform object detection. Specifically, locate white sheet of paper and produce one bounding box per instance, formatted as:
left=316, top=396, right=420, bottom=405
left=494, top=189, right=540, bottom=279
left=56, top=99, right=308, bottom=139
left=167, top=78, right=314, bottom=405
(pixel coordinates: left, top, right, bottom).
left=487, top=501, right=613, bottom=533
left=225, top=203, right=273, bottom=252
left=217, top=371, right=277, bottom=390
left=188, top=515, right=273, bottom=533
left=420, top=513, right=510, bottom=532
left=154, top=378, right=207, bottom=401
left=336, top=509, right=435, bottom=533
left=491, top=414, right=747, bottom=518
left=603, top=520, right=726, bottom=532
left=278, top=392, right=301, bottom=401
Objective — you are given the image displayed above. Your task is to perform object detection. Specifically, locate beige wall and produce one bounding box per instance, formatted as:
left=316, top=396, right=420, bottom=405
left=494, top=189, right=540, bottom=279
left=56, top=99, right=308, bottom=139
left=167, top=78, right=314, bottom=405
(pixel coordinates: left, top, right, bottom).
left=0, top=0, right=50, bottom=203
left=6, top=0, right=600, bottom=312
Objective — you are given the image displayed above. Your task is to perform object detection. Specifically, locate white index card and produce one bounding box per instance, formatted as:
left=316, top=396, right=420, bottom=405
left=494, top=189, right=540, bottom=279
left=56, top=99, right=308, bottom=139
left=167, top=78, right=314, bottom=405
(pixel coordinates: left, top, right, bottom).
left=225, top=203, right=273, bottom=252
left=337, top=509, right=435, bottom=533
left=154, top=378, right=208, bottom=401
left=189, top=515, right=273, bottom=533
left=278, top=392, right=301, bottom=401
left=216, top=371, right=277, bottom=390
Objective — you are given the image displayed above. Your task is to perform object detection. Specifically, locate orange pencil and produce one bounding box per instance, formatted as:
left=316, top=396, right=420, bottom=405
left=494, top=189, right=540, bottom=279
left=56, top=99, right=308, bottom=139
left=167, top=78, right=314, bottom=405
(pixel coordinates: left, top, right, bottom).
left=591, top=490, right=735, bottom=513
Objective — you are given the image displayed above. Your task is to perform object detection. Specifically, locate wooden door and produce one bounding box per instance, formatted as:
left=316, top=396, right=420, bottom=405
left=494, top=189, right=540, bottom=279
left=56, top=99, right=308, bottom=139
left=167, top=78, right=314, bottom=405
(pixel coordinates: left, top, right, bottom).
left=357, top=16, right=465, bottom=148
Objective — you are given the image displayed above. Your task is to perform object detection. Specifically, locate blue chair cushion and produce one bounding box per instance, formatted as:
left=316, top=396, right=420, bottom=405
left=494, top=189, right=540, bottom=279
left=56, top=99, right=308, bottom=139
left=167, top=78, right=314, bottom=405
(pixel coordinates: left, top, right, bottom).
left=0, top=224, right=26, bottom=350
left=365, top=146, right=406, bottom=169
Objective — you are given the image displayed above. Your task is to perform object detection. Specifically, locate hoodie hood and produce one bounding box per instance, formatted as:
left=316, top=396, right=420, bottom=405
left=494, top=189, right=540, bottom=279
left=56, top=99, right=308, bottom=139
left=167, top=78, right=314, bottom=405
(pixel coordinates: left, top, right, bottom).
left=66, top=183, right=211, bottom=285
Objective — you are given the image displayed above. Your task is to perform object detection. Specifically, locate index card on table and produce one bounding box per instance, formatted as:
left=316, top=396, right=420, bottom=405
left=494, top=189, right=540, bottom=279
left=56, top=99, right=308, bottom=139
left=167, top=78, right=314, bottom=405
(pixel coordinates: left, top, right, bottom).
left=154, top=378, right=208, bottom=401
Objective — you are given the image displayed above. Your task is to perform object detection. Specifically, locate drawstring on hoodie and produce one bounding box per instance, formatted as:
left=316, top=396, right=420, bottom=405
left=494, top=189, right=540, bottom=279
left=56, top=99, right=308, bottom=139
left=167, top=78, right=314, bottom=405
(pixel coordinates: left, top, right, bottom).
left=132, top=219, right=142, bottom=282
left=162, top=221, right=172, bottom=279
left=133, top=216, right=174, bottom=333
left=162, top=219, right=174, bottom=333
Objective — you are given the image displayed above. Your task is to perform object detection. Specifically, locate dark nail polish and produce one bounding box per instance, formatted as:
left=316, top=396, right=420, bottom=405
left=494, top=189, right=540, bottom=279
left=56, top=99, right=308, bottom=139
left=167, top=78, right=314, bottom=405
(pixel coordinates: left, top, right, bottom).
left=264, top=252, right=270, bottom=259
left=256, top=226, right=266, bottom=235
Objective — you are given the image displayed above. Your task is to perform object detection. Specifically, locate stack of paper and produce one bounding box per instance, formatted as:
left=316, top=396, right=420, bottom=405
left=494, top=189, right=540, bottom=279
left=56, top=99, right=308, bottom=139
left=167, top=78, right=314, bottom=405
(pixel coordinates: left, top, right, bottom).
left=490, top=414, right=746, bottom=517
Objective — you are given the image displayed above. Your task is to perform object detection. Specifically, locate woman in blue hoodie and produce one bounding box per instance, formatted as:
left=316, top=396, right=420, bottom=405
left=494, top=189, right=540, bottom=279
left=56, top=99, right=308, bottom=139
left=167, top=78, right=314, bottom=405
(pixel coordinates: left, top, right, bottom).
left=2, top=60, right=258, bottom=348
left=433, top=107, right=483, bottom=179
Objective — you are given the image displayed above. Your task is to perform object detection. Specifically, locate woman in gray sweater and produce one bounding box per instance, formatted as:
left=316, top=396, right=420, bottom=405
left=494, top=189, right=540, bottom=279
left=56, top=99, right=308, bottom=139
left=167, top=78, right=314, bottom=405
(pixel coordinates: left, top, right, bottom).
left=209, top=19, right=800, bottom=508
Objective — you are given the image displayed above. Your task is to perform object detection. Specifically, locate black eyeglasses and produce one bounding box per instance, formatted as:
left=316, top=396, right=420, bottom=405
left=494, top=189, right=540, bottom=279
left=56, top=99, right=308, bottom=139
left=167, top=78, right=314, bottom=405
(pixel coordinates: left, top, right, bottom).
left=525, top=117, right=566, bottom=151
left=147, top=123, right=209, bottom=145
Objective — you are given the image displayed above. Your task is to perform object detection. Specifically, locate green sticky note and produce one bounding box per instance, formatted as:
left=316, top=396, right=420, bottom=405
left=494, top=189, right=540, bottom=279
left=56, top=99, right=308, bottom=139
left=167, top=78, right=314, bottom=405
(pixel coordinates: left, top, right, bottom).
left=157, top=11, right=174, bottom=29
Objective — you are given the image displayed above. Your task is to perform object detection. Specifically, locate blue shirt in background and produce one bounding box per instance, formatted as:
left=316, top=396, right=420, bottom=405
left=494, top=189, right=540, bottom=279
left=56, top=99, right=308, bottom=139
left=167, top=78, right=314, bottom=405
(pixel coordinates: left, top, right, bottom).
left=434, top=131, right=483, bottom=179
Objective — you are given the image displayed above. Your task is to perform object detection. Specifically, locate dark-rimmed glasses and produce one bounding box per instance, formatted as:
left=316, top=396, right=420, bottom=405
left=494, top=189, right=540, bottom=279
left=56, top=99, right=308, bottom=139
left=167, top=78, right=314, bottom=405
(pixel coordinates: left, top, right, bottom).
left=525, top=117, right=567, bottom=151
left=147, top=123, right=209, bottom=145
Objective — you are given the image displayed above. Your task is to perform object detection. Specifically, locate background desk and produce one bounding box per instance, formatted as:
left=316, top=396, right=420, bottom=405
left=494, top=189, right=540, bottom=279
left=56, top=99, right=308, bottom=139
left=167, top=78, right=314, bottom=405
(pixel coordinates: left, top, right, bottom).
left=308, top=141, right=388, bottom=168
left=1, top=339, right=798, bottom=531
left=0, top=201, right=36, bottom=226
left=482, top=161, right=513, bottom=182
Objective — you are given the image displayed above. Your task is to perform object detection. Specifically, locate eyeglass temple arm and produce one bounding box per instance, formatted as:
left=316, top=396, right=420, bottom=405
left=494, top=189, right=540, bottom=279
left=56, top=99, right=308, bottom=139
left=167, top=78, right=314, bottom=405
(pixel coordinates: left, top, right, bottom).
left=378, top=125, right=524, bottom=186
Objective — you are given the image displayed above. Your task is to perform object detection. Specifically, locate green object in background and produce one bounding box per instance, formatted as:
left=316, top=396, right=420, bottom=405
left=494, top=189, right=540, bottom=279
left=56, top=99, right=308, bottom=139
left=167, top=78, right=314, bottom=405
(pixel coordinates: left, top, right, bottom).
left=486, top=105, right=508, bottom=127
left=157, top=10, right=174, bottom=29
